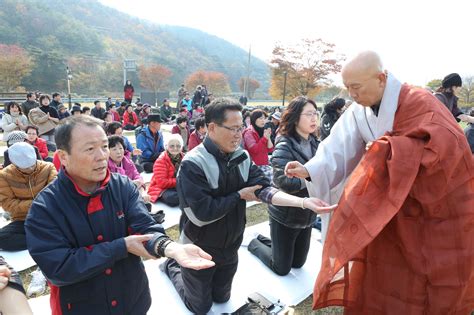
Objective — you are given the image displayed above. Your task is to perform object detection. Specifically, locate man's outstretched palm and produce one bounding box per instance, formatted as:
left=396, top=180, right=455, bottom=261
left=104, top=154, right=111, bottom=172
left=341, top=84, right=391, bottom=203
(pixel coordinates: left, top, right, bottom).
left=166, top=243, right=215, bottom=270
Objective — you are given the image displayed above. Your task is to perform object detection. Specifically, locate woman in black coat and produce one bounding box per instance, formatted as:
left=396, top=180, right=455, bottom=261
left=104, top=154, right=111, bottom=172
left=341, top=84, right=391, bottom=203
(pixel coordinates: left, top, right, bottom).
left=320, top=97, right=346, bottom=140
left=248, top=96, right=321, bottom=275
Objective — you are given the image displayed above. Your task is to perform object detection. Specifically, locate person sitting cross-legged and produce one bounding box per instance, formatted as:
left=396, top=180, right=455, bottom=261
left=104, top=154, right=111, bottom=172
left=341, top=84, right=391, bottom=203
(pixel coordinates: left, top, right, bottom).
left=0, top=142, right=57, bottom=297
left=136, top=114, right=165, bottom=173
left=25, top=125, right=53, bottom=162
left=123, top=104, right=139, bottom=130
left=148, top=134, right=184, bottom=207
left=108, top=135, right=151, bottom=204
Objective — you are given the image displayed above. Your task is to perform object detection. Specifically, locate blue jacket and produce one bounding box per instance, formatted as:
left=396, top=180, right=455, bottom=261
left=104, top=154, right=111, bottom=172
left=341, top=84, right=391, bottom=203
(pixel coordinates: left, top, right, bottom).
left=136, top=126, right=164, bottom=162
left=25, top=170, right=166, bottom=315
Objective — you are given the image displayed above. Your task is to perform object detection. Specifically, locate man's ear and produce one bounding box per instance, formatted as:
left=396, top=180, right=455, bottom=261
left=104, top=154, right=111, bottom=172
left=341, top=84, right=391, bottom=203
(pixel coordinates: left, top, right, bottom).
left=378, top=71, right=388, bottom=87
left=57, top=149, right=69, bottom=169
left=207, top=122, right=215, bottom=134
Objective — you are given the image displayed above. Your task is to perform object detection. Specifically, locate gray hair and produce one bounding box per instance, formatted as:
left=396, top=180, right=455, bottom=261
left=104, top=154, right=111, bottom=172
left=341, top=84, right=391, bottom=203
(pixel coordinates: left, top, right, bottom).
left=165, top=134, right=184, bottom=149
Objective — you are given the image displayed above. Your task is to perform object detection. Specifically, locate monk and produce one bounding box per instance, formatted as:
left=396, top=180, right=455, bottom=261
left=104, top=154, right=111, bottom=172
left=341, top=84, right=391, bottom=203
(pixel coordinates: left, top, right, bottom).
left=286, top=51, right=474, bottom=314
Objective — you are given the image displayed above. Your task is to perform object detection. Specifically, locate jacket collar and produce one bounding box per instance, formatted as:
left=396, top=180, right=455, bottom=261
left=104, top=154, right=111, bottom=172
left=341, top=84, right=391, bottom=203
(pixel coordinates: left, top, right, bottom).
left=59, top=168, right=111, bottom=197
left=203, top=137, right=247, bottom=163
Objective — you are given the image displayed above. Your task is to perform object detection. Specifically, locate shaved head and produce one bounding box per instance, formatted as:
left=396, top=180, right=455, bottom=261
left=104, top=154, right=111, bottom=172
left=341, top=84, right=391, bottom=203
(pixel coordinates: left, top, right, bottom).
left=342, top=51, right=384, bottom=78
left=341, top=51, right=387, bottom=107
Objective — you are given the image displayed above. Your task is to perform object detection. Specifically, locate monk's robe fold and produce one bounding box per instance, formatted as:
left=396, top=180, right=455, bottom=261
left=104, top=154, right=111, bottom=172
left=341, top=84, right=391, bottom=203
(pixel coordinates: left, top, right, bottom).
left=313, top=84, right=474, bottom=315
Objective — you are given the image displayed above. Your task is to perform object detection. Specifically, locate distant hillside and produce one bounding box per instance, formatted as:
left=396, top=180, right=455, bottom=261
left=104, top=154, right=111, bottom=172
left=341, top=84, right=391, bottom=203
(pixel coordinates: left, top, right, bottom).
left=0, top=0, right=270, bottom=96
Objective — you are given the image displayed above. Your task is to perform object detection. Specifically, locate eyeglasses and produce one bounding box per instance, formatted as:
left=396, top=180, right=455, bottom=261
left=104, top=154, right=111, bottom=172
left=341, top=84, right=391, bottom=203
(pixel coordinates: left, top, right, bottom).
left=300, top=111, right=319, bottom=118
left=217, top=124, right=245, bottom=134
left=168, top=144, right=182, bottom=149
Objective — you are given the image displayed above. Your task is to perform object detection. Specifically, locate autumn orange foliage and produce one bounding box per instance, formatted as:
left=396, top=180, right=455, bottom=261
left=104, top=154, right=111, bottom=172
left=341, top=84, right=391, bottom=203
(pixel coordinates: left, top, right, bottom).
left=185, top=71, right=231, bottom=95
left=269, top=39, right=344, bottom=100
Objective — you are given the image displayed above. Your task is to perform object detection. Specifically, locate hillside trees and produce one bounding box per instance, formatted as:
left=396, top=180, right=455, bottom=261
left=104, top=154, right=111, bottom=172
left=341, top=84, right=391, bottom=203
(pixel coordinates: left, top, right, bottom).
left=139, top=64, right=173, bottom=94
left=269, top=38, right=344, bottom=100
left=0, top=44, right=32, bottom=91
left=238, top=78, right=261, bottom=98
left=1, top=0, right=270, bottom=95
left=66, top=57, right=123, bottom=95
left=185, top=71, right=231, bottom=95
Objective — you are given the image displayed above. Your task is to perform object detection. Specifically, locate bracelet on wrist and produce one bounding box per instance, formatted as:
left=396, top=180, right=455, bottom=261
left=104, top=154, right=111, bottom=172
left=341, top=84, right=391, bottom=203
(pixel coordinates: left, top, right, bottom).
left=156, top=238, right=173, bottom=258
left=301, top=197, right=308, bottom=209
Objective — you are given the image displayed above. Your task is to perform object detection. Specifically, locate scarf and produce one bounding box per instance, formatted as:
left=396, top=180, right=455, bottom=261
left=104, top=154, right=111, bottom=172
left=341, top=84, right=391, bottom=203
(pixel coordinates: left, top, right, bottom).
left=253, top=125, right=264, bottom=138
left=179, top=126, right=188, bottom=148
left=168, top=152, right=183, bottom=177
left=127, top=112, right=135, bottom=124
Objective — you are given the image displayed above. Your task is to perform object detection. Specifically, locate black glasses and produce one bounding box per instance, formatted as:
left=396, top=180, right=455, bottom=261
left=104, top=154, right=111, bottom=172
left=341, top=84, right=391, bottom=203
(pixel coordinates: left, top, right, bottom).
left=217, top=124, right=245, bottom=134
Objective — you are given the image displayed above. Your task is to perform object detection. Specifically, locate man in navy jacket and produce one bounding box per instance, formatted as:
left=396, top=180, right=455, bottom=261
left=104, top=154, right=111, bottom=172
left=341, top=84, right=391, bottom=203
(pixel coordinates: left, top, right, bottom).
left=25, top=115, right=214, bottom=315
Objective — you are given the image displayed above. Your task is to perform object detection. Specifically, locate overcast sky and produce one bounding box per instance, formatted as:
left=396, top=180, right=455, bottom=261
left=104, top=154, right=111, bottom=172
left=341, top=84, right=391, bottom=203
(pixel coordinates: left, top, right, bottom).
left=100, top=0, right=473, bottom=86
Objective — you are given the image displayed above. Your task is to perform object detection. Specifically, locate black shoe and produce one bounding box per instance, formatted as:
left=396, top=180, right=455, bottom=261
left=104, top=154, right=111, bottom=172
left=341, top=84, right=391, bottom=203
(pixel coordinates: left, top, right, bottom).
left=256, top=234, right=272, bottom=247
left=145, top=202, right=152, bottom=212
left=151, top=210, right=165, bottom=224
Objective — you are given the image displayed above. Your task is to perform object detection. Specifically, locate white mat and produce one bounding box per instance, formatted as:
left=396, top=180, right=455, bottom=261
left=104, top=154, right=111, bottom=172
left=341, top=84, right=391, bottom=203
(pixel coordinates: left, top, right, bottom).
left=29, top=222, right=323, bottom=314
left=0, top=249, right=36, bottom=272
left=0, top=209, right=37, bottom=272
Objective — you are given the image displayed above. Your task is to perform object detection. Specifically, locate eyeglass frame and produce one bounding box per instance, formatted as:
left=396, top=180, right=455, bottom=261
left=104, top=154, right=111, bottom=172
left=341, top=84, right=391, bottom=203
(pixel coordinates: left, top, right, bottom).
left=300, top=111, right=319, bottom=118
left=216, top=124, right=245, bottom=134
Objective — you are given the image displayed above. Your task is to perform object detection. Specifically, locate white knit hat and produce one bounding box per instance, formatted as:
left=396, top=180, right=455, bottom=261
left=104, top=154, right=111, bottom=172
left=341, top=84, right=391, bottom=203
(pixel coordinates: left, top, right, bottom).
left=8, top=142, right=37, bottom=169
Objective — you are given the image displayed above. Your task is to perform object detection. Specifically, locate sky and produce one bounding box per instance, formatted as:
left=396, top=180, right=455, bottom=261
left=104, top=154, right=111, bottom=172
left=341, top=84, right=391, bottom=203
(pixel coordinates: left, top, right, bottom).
left=99, top=0, right=473, bottom=86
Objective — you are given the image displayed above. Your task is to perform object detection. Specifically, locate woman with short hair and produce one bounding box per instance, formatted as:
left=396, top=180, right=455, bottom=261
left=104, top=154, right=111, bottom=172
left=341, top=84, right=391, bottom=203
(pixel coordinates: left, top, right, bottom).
left=2, top=101, right=28, bottom=141
left=122, top=105, right=139, bottom=130
left=147, top=134, right=184, bottom=207
left=242, top=109, right=274, bottom=179
left=107, top=135, right=150, bottom=203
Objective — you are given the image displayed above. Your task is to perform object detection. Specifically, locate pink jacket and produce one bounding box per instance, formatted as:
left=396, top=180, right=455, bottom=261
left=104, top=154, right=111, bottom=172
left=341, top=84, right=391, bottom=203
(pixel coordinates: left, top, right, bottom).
left=107, top=156, right=142, bottom=183
left=242, top=125, right=273, bottom=166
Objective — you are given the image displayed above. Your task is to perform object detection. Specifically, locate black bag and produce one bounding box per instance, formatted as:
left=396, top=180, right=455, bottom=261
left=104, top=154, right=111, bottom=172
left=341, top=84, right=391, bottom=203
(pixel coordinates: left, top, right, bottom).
left=228, top=292, right=285, bottom=315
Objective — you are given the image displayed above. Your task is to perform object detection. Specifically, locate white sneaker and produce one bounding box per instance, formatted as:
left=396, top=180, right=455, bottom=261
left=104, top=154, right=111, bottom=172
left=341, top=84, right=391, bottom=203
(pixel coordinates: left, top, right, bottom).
left=27, top=269, right=47, bottom=297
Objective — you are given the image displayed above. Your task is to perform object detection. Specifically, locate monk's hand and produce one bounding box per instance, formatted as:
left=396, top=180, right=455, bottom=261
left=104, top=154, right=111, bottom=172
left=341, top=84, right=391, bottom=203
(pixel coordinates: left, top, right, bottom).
left=238, top=185, right=262, bottom=202
left=124, top=234, right=156, bottom=260
left=165, top=243, right=215, bottom=270
left=304, top=198, right=337, bottom=214
left=285, top=161, right=309, bottom=179
left=365, top=141, right=374, bottom=151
